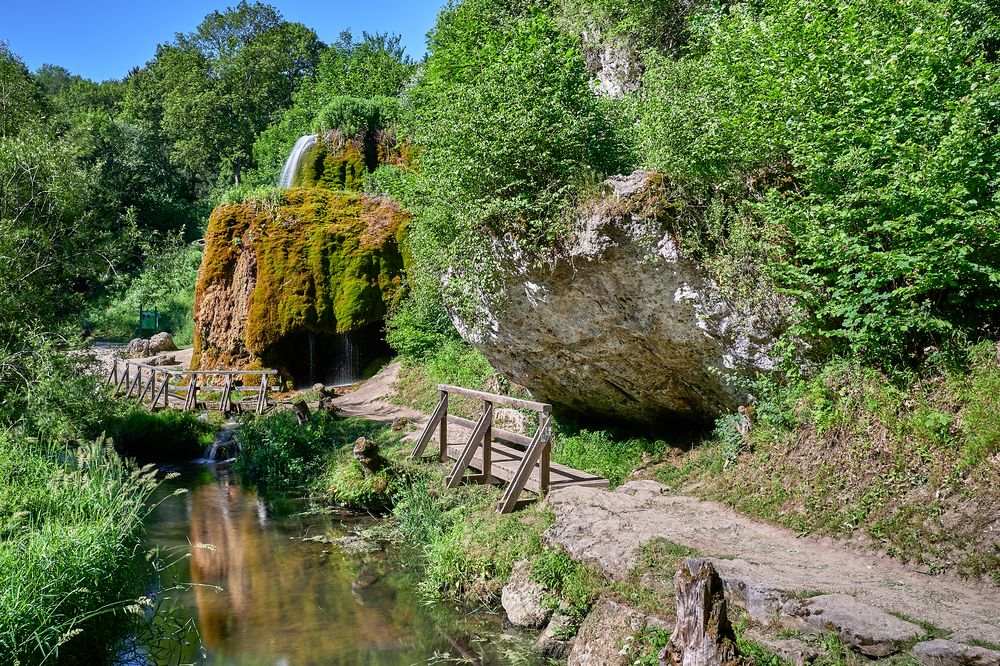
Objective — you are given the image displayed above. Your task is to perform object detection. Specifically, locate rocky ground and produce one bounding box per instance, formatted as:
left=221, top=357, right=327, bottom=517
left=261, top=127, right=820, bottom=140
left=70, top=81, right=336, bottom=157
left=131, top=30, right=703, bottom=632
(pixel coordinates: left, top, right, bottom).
left=333, top=364, right=1000, bottom=665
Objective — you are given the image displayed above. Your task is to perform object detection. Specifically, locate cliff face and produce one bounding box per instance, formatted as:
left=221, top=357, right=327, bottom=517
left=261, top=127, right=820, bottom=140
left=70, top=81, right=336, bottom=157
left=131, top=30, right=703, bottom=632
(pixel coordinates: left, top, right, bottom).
left=192, top=188, right=409, bottom=384
left=449, top=171, right=788, bottom=424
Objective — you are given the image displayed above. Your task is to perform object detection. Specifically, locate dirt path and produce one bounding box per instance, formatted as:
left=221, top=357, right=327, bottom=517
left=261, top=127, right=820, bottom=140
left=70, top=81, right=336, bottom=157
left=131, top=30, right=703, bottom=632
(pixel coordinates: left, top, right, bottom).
left=332, top=362, right=425, bottom=427
left=336, top=366, right=1000, bottom=644
left=546, top=481, right=1000, bottom=644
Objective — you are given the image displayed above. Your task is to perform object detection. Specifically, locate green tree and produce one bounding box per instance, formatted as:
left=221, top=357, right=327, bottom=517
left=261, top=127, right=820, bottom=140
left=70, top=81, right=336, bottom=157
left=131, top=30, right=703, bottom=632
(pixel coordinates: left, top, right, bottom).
left=0, top=46, right=45, bottom=137
left=122, top=1, right=322, bottom=191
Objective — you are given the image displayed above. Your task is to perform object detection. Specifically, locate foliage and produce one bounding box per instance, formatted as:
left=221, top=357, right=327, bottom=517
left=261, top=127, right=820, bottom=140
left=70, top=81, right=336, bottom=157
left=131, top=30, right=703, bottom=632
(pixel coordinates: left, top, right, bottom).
left=0, top=437, right=158, bottom=664
left=551, top=426, right=666, bottom=487
left=389, top=0, right=631, bottom=337
left=248, top=31, right=415, bottom=188
left=234, top=411, right=395, bottom=488
left=530, top=549, right=603, bottom=622
left=105, top=408, right=217, bottom=461
left=637, top=0, right=1000, bottom=360
left=0, top=45, right=45, bottom=138
left=85, top=238, right=203, bottom=345
left=121, top=1, right=323, bottom=191
left=387, top=478, right=552, bottom=603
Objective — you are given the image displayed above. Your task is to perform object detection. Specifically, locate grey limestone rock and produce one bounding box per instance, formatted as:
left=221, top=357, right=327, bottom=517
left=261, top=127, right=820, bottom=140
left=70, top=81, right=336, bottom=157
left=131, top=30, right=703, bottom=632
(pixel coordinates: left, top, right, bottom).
left=568, top=598, right=659, bottom=666
left=912, top=639, right=1000, bottom=666
left=449, top=170, right=788, bottom=424
left=781, top=594, right=923, bottom=658
left=501, top=560, right=552, bottom=629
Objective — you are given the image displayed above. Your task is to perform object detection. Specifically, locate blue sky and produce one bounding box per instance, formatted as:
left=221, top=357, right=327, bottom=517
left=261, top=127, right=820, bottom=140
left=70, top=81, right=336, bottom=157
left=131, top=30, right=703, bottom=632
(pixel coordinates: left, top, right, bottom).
left=1, top=1, right=445, bottom=81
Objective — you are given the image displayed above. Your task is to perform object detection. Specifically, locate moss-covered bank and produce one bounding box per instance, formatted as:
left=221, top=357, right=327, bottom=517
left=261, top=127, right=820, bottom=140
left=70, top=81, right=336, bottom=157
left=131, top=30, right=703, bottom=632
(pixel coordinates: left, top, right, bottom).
left=192, top=187, right=410, bottom=381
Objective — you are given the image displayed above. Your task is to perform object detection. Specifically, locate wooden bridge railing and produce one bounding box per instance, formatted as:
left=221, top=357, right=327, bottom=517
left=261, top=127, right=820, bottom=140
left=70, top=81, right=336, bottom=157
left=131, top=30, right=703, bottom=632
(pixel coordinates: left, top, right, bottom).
left=107, top=359, right=278, bottom=415
left=410, top=384, right=552, bottom=514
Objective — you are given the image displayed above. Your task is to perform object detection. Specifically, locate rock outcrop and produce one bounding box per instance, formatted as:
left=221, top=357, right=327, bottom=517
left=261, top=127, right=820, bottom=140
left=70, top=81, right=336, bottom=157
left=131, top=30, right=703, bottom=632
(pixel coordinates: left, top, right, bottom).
left=780, top=594, right=922, bottom=658
left=450, top=171, right=788, bottom=423
left=912, top=639, right=1000, bottom=666
left=568, top=598, right=666, bottom=666
left=192, top=188, right=409, bottom=385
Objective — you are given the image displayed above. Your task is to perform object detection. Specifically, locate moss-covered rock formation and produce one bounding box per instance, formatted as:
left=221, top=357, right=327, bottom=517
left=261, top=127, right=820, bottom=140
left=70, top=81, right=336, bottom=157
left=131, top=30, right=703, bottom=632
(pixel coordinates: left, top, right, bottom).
left=288, top=129, right=414, bottom=191
left=192, top=187, right=410, bottom=385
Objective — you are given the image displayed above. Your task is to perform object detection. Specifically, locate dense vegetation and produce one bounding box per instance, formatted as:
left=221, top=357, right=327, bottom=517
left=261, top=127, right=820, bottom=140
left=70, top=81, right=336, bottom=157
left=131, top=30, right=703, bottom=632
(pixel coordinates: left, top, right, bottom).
left=2, top=0, right=999, bottom=659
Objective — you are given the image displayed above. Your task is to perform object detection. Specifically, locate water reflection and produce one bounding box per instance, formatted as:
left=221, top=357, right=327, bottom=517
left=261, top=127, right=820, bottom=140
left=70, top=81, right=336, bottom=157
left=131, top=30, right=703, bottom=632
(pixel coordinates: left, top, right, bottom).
left=137, top=466, right=530, bottom=666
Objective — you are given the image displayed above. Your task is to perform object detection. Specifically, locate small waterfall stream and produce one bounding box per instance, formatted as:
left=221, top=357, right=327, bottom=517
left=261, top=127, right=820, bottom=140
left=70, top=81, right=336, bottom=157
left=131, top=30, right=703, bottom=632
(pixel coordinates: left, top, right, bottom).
left=278, top=134, right=318, bottom=188
left=331, top=332, right=362, bottom=386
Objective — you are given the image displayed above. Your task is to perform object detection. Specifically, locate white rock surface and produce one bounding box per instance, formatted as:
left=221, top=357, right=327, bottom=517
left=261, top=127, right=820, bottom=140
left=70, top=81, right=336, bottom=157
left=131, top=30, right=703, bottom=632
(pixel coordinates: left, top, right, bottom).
left=450, top=171, right=788, bottom=423
left=501, top=560, right=552, bottom=628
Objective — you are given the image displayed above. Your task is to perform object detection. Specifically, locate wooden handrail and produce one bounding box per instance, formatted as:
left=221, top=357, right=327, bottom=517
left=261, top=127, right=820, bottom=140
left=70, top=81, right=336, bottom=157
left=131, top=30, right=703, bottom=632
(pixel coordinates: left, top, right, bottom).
left=414, top=384, right=553, bottom=513
left=109, top=358, right=277, bottom=415
left=437, top=384, right=551, bottom=413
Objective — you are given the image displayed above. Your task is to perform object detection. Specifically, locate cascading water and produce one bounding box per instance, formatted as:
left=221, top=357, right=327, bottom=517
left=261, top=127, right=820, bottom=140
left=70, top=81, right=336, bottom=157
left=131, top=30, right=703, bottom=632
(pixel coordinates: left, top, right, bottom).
left=278, top=134, right=318, bottom=188
left=330, top=331, right=362, bottom=386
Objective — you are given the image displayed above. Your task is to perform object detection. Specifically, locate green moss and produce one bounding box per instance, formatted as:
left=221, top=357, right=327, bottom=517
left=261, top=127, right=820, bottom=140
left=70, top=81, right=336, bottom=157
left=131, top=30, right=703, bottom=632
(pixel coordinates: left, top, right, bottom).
left=194, top=188, right=409, bottom=370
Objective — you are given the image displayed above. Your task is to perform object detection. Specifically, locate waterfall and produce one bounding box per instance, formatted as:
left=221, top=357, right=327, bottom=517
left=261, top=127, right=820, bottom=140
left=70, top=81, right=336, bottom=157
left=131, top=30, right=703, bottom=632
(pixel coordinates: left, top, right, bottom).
left=331, top=331, right=362, bottom=386
left=278, top=134, right=318, bottom=189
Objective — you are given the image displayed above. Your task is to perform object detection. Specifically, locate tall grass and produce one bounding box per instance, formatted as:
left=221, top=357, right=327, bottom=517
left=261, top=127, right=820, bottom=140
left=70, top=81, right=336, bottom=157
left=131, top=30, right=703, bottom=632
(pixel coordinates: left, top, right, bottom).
left=0, top=436, right=159, bottom=664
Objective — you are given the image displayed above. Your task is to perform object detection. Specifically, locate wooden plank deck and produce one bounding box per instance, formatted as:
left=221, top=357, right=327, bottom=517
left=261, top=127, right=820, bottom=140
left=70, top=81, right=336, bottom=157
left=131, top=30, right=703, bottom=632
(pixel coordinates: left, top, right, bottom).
left=444, top=440, right=609, bottom=494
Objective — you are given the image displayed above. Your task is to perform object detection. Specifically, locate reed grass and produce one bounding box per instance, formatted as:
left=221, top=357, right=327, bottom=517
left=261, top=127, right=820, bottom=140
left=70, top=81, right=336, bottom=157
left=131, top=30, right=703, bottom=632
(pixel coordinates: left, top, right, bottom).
left=0, top=435, right=159, bottom=665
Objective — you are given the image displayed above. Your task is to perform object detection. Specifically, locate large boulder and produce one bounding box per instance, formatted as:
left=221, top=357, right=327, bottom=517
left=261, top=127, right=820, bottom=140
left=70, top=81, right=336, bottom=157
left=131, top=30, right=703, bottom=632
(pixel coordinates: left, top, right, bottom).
left=449, top=171, right=788, bottom=424
left=148, top=332, right=176, bottom=354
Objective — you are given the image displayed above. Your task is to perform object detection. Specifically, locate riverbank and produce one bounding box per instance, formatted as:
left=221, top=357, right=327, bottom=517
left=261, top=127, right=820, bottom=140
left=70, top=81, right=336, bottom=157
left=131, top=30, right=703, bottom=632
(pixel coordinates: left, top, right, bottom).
left=0, top=436, right=158, bottom=664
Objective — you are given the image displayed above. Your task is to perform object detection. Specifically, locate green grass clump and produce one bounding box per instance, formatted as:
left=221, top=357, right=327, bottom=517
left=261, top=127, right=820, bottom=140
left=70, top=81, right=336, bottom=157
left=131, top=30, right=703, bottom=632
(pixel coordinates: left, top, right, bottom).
left=235, top=411, right=399, bottom=492
left=105, top=408, right=217, bottom=461
left=552, top=427, right=666, bottom=487
left=0, top=437, right=158, bottom=664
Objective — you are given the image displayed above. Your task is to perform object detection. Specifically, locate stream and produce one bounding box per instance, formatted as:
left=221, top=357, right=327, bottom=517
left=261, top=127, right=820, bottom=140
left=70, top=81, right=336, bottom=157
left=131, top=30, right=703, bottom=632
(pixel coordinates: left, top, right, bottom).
left=124, top=463, right=536, bottom=666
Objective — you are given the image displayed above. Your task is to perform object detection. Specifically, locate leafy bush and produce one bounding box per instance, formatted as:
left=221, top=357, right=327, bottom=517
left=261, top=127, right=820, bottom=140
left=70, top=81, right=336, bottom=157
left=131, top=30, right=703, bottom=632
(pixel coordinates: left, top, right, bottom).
left=235, top=412, right=399, bottom=489
left=638, top=0, right=1000, bottom=360
left=105, top=408, right=217, bottom=461
left=86, top=237, right=202, bottom=346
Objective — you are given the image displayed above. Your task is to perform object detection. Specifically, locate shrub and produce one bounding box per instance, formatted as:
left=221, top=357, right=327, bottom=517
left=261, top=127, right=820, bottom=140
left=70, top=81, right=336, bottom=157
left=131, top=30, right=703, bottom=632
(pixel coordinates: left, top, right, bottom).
left=638, top=0, right=1000, bottom=361
left=105, top=408, right=217, bottom=461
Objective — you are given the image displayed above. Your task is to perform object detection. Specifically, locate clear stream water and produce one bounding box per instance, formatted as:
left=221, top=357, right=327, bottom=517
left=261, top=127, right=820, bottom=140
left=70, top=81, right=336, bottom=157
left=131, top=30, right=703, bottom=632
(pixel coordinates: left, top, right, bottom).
left=127, top=464, right=535, bottom=666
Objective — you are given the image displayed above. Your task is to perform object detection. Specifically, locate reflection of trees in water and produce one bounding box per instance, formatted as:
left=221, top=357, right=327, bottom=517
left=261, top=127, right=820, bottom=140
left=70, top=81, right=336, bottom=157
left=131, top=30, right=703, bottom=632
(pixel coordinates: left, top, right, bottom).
left=185, top=478, right=412, bottom=663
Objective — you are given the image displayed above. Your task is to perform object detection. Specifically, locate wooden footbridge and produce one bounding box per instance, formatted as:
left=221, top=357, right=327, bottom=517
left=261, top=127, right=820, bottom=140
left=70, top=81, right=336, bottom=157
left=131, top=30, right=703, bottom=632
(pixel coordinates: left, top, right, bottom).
left=107, top=359, right=278, bottom=414
left=109, top=359, right=607, bottom=513
left=410, top=385, right=609, bottom=513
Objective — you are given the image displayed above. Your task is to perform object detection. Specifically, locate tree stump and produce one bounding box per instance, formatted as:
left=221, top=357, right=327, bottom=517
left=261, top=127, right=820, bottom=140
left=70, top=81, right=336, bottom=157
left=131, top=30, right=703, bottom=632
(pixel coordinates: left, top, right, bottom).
left=663, top=561, right=741, bottom=666
left=353, top=437, right=387, bottom=475
left=292, top=399, right=311, bottom=425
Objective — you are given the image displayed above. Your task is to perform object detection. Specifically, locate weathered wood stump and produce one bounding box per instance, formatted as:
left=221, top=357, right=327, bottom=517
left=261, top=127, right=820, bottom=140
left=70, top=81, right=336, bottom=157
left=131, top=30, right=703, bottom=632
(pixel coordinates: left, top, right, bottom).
left=353, top=436, right=387, bottom=475
left=663, top=560, right=740, bottom=666
left=292, top=399, right=311, bottom=425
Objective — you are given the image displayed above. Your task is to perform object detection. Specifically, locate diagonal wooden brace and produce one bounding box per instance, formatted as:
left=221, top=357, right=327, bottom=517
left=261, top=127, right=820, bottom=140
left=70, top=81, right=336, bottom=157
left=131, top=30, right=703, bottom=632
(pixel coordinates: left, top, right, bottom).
left=496, top=415, right=551, bottom=514
left=445, top=403, right=492, bottom=488
left=410, top=393, right=448, bottom=459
